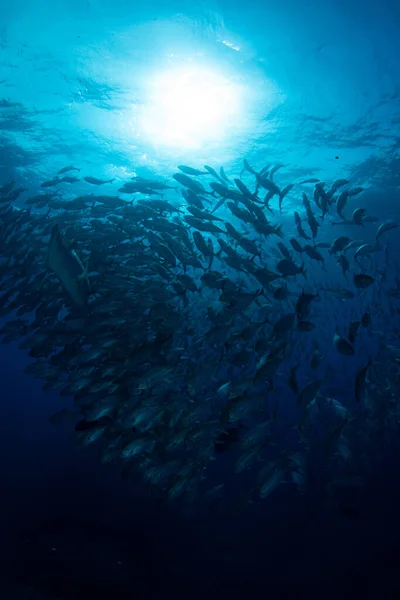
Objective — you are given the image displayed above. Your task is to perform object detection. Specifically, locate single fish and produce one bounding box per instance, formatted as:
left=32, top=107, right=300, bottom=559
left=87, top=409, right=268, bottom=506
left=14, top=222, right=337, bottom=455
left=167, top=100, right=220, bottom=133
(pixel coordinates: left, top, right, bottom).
left=178, top=165, right=207, bottom=176
left=47, top=225, right=90, bottom=307
left=57, top=165, right=81, bottom=175
left=84, top=176, right=115, bottom=185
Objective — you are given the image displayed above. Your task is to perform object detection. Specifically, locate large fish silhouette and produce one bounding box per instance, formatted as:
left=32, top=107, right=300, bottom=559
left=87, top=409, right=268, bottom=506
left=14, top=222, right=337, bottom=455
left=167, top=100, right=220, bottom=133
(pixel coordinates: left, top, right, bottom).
left=47, top=225, right=90, bottom=307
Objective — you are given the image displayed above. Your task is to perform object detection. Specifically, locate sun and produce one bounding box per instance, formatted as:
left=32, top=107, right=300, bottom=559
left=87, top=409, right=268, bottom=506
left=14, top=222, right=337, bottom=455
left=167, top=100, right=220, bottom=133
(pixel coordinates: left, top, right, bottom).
left=138, top=66, right=242, bottom=150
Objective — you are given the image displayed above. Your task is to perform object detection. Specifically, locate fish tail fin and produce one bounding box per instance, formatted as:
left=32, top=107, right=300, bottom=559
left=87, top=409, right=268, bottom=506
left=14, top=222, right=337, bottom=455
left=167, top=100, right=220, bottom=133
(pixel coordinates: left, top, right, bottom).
left=77, top=256, right=90, bottom=285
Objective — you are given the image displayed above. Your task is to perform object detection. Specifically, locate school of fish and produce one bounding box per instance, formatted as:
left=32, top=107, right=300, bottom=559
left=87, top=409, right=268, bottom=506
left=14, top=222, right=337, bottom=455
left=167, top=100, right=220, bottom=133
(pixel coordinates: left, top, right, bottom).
left=0, top=159, right=399, bottom=511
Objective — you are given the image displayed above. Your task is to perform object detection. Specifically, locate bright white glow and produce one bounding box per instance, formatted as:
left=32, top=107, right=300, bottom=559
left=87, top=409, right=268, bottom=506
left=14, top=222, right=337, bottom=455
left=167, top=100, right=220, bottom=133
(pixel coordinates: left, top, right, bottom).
left=221, top=40, right=241, bottom=52
left=139, top=66, right=242, bottom=149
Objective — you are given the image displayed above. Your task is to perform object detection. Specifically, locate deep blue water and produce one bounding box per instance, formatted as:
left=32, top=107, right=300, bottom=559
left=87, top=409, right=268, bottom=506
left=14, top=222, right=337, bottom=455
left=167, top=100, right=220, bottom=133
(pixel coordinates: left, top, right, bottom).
left=1, top=0, right=400, bottom=598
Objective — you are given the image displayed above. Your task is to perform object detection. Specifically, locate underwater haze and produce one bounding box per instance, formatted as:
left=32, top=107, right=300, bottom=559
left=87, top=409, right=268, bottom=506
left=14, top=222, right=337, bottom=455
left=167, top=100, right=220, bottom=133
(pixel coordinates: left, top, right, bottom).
left=1, top=0, right=400, bottom=598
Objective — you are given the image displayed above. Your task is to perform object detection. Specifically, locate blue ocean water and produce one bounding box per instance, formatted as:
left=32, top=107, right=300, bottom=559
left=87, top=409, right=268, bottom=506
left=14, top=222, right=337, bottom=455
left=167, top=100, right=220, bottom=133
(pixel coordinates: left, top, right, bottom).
left=1, top=0, right=400, bottom=598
